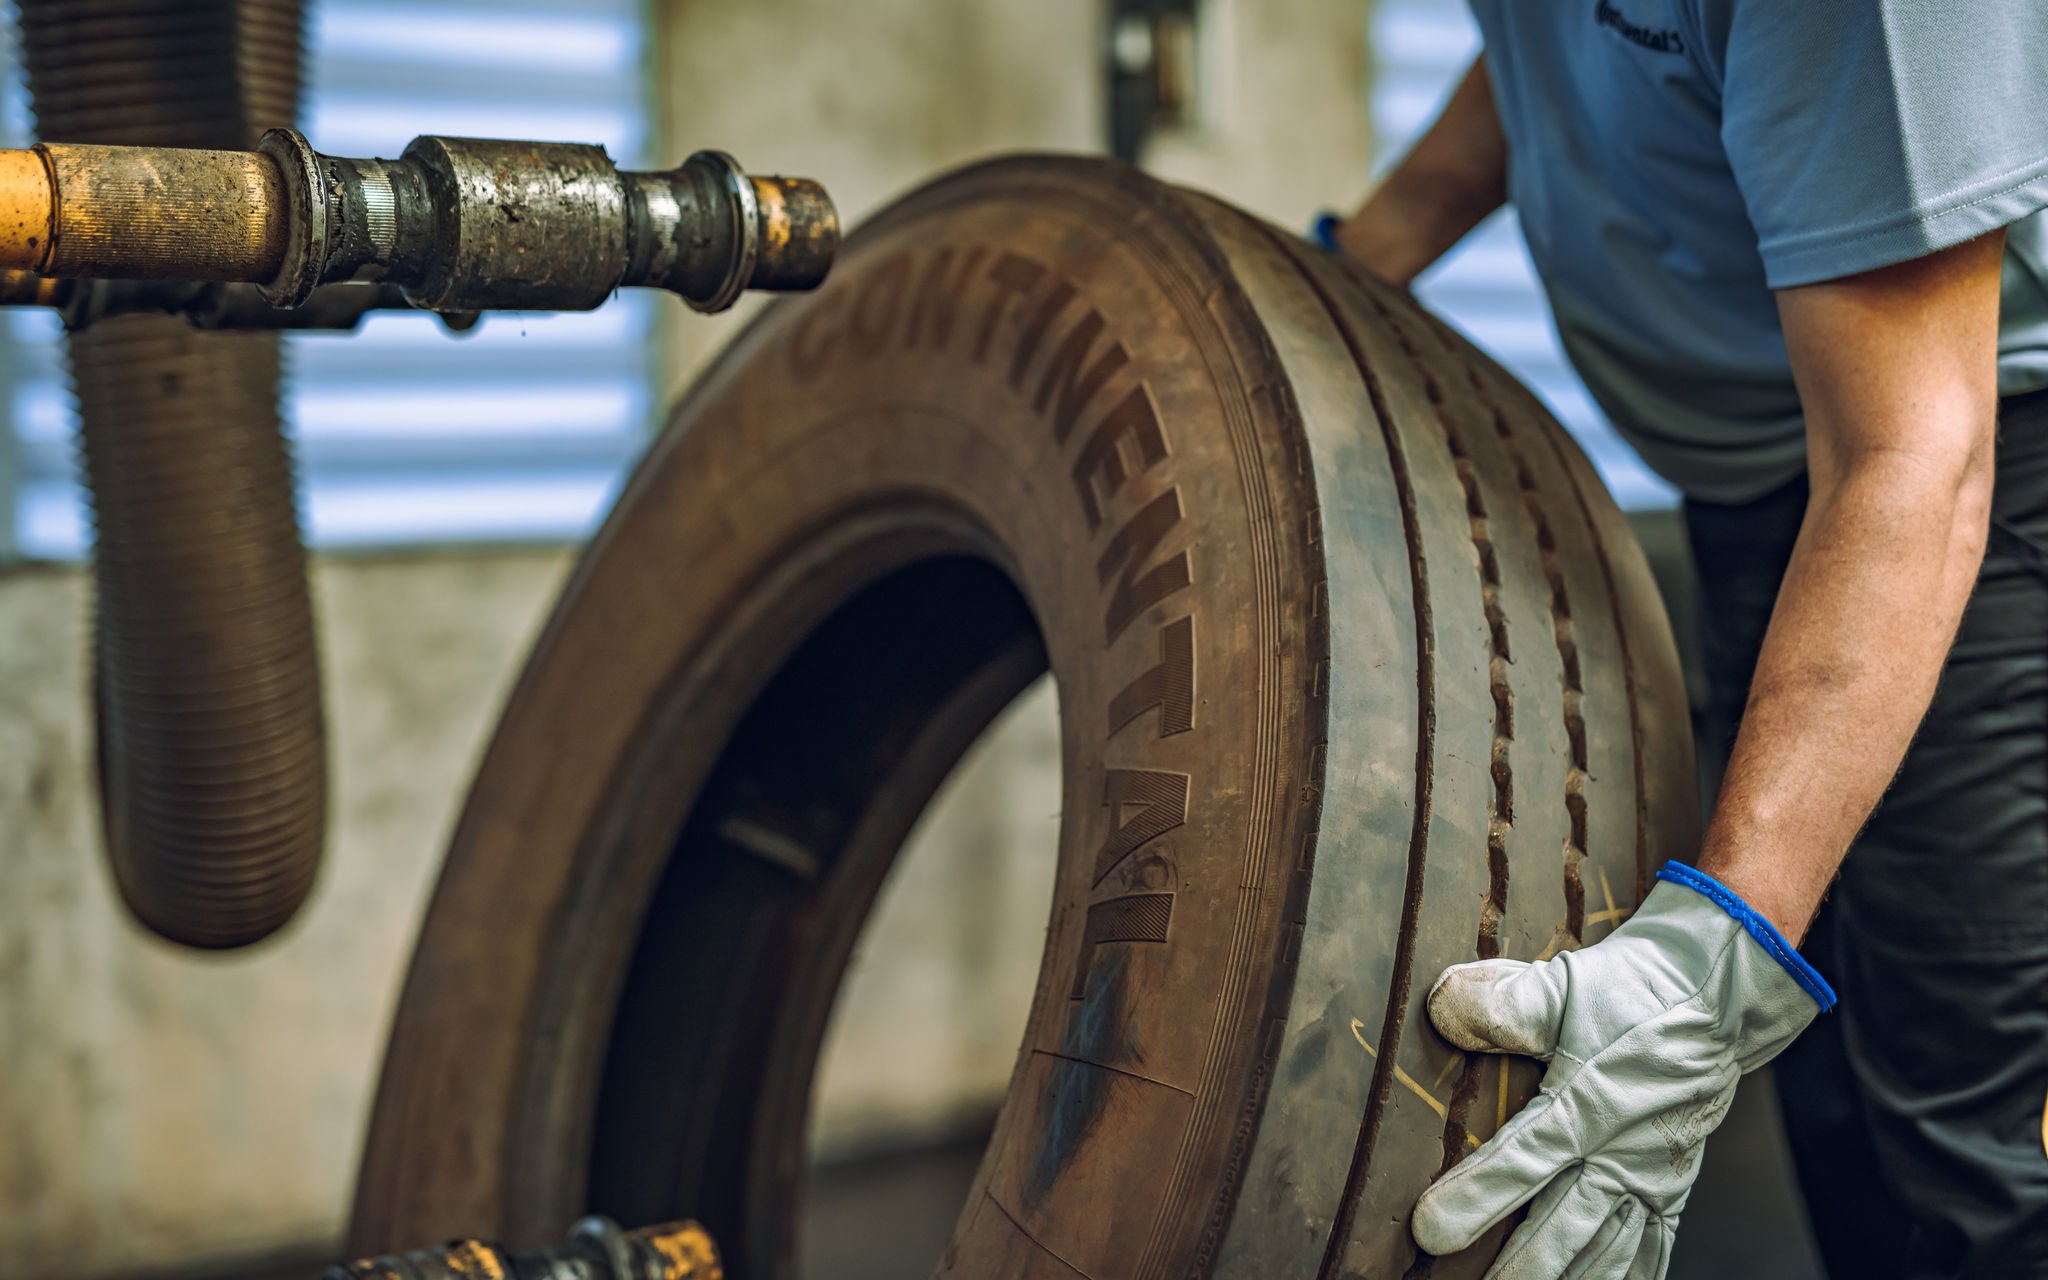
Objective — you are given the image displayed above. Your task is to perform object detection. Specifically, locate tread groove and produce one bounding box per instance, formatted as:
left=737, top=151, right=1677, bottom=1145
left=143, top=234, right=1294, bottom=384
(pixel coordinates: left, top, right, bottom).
left=1256, top=237, right=1440, bottom=1280
left=1407, top=313, right=1593, bottom=955
left=1453, top=356, right=1593, bottom=948
left=1353, top=293, right=1520, bottom=1186
left=1503, top=376, right=1656, bottom=903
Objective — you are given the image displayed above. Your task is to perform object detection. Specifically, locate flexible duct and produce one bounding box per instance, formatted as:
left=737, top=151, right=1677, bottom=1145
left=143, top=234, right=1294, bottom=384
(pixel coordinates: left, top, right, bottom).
left=15, top=0, right=324, bottom=948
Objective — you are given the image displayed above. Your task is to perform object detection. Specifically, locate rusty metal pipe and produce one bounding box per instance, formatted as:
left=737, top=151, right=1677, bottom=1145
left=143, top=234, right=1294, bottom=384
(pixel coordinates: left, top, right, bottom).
left=0, top=132, right=836, bottom=315
left=0, top=141, right=294, bottom=280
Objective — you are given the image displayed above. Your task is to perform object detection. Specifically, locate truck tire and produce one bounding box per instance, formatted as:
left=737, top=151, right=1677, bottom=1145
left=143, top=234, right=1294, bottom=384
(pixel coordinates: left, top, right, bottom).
left=348, top=156, right=1697, bottom=1280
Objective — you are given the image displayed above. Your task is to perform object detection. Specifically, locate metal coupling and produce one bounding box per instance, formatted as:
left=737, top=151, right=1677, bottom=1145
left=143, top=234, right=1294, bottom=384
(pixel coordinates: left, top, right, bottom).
left=0, top=131, right=835, bottom=314
left=325, top=1217, right=721, bottom=1280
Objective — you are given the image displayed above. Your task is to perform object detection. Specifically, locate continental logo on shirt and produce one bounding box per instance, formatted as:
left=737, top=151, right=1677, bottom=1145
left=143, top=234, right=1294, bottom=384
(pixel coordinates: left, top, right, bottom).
left=1595, top=0, right=1686, bottom=55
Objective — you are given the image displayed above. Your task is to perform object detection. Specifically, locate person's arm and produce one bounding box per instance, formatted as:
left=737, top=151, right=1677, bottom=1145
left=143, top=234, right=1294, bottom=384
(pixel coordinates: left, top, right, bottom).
left=1331, top=58, right=1507, bottom=287
left=1699, top=228, right=2004, bottom=942
left=1408, top=230, right=2006, bottom=1279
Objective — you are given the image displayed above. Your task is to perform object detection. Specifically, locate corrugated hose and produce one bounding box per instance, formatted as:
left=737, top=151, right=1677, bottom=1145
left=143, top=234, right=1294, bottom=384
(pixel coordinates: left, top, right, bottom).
left=15, top=0, right=325, bottom=948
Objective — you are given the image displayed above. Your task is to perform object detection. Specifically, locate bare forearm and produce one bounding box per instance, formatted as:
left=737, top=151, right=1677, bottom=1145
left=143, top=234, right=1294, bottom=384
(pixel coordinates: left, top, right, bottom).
left=1336, top=58, right=1507, bottom=287
left=1701, top=232, right=2006, bottom=942
left=1698, top=457, right=1990, bottom=942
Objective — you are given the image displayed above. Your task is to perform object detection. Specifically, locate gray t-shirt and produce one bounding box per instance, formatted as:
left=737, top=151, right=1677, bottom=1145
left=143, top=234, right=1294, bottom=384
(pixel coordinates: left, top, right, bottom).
left=1465, top=0, right=2048, bottom=502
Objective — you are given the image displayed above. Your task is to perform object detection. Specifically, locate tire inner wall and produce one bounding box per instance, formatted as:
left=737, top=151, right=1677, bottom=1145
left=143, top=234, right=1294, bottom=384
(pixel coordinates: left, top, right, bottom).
left=804, top=675, right=1063, bottom=1166
left=587, top=557, right=1051, bottom=1266
left=798, top=674, right=1064, bottom=1280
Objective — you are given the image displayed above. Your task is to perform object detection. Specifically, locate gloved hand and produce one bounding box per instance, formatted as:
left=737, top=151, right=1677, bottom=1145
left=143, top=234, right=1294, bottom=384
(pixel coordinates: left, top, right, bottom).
left=1410, top=862, right=1835, bottom=1279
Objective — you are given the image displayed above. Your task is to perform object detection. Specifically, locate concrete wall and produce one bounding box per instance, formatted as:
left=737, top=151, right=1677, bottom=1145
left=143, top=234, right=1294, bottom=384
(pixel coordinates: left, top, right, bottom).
left=652, top=0, right=1374, bottom=398
left=1134, top=0, right=1372, bottom=228
left=0, top=552, right=572, bottom=1277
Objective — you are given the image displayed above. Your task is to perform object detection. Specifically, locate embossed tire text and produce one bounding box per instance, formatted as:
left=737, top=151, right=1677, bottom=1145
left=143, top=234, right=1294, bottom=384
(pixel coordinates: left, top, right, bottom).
left=349, top=158, right=1697, bottom=1280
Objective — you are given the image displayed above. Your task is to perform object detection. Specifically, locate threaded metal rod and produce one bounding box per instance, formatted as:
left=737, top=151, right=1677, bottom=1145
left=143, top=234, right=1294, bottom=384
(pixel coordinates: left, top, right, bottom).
left=0, top=132, right=836, bottom=314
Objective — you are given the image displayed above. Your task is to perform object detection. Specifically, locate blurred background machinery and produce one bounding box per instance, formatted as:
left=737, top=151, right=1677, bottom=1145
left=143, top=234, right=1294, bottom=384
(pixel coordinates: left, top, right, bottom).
left=0, top=3, right=1805, bottom=1280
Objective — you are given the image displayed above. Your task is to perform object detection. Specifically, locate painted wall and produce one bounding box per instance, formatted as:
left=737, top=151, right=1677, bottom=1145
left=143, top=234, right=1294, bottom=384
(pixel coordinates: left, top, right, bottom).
left=0, top=552, right=571, bottom=1277
left=651, top=0, right=1374, bottom=398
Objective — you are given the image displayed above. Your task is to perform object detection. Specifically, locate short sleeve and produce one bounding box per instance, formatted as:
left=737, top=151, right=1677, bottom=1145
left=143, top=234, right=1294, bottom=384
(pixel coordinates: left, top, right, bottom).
left=1719, top=1, right=2048, bottom=288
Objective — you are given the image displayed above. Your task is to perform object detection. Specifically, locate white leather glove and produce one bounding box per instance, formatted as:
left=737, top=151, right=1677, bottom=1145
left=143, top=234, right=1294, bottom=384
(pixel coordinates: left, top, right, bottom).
left=1410, top=862, right=1834, bottom=1279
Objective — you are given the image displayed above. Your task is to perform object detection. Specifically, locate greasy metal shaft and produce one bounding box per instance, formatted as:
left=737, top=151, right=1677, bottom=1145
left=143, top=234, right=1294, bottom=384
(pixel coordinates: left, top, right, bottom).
left=0, top=141, right=289, bottom=281
left=327, top=1218, right=721, bottom=1280
left=0, top=132, right=836, bottom=315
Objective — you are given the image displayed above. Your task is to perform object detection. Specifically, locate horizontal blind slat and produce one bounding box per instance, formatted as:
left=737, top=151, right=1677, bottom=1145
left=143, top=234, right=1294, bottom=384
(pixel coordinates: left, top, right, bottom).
left=3, top=0, right=658, bottom=557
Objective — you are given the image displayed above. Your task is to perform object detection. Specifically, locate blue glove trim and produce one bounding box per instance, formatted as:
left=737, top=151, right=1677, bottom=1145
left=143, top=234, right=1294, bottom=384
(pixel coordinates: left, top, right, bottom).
left=1310, top=211, right=1345, bottom=254
left=1656, top=861, right=1838, bottom=1013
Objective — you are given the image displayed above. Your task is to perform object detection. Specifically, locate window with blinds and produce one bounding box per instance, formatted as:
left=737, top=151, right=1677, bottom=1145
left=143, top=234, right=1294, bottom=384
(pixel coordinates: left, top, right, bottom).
left=1371, top=0, right=1675, bottom=510
left=0, top=0, right=656, bottom=559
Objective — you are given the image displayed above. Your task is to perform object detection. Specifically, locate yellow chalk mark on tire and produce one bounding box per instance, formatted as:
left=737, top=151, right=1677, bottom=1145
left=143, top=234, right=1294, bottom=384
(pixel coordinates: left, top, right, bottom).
left=1432, top=1054, right=1463, bottom=1090
left=1352, top=1018, right=1480, bottom=1149
left=1584, top=866, right=1634, bottom=933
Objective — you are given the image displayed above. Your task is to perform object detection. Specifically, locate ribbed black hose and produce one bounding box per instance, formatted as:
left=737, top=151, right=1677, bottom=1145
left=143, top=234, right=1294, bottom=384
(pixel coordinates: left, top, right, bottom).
left=16, top=0, right=325, bottom=948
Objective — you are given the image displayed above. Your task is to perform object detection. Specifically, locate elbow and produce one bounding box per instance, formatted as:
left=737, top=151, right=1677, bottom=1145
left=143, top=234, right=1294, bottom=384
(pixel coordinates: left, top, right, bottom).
left=1817, top=410, right=1998, bottom=568
left=1952, top=417, right=1997, bottom=565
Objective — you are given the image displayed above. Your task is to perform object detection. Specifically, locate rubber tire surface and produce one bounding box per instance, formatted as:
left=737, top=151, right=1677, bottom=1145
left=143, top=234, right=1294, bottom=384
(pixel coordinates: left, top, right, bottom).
left=350, top=157, right=1696, bottom=1280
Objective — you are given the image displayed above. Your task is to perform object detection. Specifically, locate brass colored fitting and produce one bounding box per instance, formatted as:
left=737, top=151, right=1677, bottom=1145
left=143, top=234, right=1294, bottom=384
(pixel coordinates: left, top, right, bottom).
left=325, top=1217, right=722, bottom=1280
left=0, top=143, right=292, bottom=284
left=0, top=148, right=52, bottom=271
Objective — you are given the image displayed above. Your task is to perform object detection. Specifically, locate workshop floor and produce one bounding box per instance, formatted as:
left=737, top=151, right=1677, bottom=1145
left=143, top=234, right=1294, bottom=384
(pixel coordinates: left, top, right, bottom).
left=793, top=1067, right=1826, bottom=1280
left=146, top=1066, right=1825, bottom=1280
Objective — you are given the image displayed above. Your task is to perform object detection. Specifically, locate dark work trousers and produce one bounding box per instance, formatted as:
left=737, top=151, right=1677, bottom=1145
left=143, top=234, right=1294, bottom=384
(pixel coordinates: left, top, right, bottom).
left=1685, top=387, right=2048, bottom=1280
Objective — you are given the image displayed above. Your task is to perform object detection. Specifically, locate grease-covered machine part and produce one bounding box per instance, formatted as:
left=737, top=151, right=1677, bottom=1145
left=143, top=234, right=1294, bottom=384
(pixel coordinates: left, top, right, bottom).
left=16, top=0, right=325, bottom=949
left=0, top=131, right=837, bottom=317
left=349, top=157, right=1697, bottom=1278
left=325, top=1217, right=721, bottom=1280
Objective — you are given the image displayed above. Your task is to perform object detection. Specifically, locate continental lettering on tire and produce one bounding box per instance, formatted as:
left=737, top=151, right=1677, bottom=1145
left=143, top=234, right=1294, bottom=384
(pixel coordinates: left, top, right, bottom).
left=1109, top=616, right=1195, bottom=738
left=1071, top=892, right=1176, bottom=998
left=1095, top=770, right=1191, bottom=886
left=788, top=242, right=1202, bottom=1008
left=1099, top=488, right=1192, bottom=643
